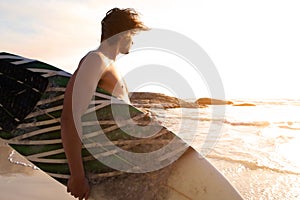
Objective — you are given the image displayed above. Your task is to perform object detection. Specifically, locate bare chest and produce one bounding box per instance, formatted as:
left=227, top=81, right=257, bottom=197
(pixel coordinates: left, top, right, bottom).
left=98, top=67, right=129, bottom=102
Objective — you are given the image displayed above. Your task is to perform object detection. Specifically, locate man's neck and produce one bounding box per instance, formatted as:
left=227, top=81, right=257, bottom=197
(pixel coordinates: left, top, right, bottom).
left=98, top=41, right=119, bottom=61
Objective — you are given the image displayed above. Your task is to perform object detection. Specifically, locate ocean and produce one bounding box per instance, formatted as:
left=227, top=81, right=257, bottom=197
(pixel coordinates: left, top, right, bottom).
left=152, top=98, right=300, bottom=200
left=1, top=98, right=300, bottom=199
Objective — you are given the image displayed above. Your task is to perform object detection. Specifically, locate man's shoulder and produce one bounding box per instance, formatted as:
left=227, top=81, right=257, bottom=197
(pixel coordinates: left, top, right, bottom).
left=86, top=50, right=103, bottom=60
left=78, top=51, right=105, bottom=67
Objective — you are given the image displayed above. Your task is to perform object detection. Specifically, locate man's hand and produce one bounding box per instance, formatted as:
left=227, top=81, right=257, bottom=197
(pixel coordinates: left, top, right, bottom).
left=67, top=175, right=90, bottom=200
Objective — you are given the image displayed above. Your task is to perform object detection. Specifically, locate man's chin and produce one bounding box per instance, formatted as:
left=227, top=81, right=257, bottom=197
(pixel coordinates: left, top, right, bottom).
left=120, top=48, right=130, bottom=55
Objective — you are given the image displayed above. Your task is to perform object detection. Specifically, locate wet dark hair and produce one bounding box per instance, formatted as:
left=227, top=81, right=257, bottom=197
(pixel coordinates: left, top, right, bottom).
left=101, top=8, right=149, bottom=42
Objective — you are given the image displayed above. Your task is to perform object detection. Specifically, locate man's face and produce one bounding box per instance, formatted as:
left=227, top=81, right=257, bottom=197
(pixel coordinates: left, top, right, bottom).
left=119, top=32, right=133, bottom=54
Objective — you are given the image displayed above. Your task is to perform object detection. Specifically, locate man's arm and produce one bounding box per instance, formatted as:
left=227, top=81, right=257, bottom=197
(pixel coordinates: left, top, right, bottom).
left=61, top=52, right=104, bottom=199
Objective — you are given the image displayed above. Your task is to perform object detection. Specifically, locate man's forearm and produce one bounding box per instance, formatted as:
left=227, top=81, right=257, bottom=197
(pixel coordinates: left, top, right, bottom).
left=61, top=115, right=85, bottom=178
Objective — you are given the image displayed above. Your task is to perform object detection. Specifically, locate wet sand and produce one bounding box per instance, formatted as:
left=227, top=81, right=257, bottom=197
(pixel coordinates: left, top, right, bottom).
left=0, top=144, right=75, bottom=200
left=208, top=158, right=300, bottom=200
left=3, top=140, right=299, bottom=199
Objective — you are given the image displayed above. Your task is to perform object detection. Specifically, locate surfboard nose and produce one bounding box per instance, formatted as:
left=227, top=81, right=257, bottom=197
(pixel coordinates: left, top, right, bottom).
left=0, top=59, right=48, bottom=132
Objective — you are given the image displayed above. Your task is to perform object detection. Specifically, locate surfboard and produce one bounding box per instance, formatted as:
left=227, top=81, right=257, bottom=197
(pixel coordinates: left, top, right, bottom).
left=0, top=52, right=243, bottom=200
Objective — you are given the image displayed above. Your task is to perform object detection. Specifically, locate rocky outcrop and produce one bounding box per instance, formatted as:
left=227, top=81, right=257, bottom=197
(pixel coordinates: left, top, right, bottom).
left=129, top=92, right=240, bottom=108
left=129, top=92, right=204, bottom=109
left=233, top=103, right=256, bottom=106
left=195, top=98, right=233, bottom=105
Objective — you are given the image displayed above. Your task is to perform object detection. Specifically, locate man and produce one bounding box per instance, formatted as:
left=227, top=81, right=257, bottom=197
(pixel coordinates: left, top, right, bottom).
left=61, top=8, right=148, bottom=200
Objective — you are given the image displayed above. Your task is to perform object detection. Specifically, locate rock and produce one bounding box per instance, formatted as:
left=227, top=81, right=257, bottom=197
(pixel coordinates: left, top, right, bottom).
left=233, top=103, right=256, bottom=106
left=129, top=92, right=205, bottom=109
left=178, top=99, right=203, bottom=108
left=195, top=98, right=233, bottom=105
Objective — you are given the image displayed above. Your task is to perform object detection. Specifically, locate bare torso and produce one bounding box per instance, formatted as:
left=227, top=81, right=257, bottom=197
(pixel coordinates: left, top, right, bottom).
left=98, top=63, right=129, bottom=103
left=78, top=51, right=130, bottom=103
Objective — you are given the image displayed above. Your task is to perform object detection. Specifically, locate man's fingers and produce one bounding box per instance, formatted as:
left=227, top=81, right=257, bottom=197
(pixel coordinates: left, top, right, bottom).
left=66, top=177, right=90, bottom=199
left=78, top=190, right=89, bottom=200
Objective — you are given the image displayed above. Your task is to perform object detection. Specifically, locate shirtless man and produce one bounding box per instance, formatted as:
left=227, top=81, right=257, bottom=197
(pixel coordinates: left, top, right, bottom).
left=61, top=8, right=148, bottom=200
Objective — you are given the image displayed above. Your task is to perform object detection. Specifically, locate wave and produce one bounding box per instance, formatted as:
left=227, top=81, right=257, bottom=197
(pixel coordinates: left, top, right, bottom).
left=8, top=150, right=39, bottom=170
left=230, top=99, right=300, bottom=106
left=165, top=116, right=299, bottom=129
left=161, top=114, right=300, bottom=131
left=274, top=121, right=300, bottom=130
left=206, top=154, right=300, bottom=176
left=278, top=126, right=300, bottom=130
left=224, top=120, right=270, bottom=127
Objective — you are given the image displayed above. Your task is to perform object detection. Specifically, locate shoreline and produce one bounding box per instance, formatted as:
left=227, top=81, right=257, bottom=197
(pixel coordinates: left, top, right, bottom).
left=1, top=143, right=299, bottom=199
left=208, top=157, right=300, bottom=200
left=0, top=145, right=75, bottom=200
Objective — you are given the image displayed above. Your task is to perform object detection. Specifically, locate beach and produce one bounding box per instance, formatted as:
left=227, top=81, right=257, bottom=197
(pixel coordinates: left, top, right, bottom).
left=0, top=143, right=75, bottom=200
left=152, top=99, right=300, bottom=200
left=1, top=98, right=300, bottom=199
left=1, top=0, right=300, bottom=199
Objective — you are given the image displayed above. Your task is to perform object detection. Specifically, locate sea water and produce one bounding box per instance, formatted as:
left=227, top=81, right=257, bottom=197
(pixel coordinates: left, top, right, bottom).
left=1, top=99, right=300, bottom=199
left=152, top=99, right=300, bottom=200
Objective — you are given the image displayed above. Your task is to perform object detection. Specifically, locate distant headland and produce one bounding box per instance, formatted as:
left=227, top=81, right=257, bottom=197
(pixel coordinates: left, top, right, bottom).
left=129, top=92, right=256, bottom=109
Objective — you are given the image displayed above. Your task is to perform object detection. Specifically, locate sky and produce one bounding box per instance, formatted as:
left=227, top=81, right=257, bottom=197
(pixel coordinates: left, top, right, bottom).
left=1, top=0, right=300, bottom=100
